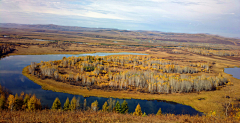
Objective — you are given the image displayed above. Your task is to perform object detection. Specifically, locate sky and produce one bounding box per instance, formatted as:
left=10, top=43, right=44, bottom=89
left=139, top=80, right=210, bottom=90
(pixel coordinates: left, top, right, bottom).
left=0, top=0, right=239, bottom=38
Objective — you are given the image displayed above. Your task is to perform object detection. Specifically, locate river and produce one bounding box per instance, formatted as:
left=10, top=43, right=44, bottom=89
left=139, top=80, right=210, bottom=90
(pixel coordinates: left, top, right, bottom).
left=0, top=53, right=201, bottom=115
left=224, top=67, right=240, bottom=79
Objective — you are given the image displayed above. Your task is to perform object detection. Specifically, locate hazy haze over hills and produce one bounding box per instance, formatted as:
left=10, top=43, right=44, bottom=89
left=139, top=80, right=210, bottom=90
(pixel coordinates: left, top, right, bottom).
left=0, top=0, right=239, bottom=38
left=1, top=23, right=240, bottom=46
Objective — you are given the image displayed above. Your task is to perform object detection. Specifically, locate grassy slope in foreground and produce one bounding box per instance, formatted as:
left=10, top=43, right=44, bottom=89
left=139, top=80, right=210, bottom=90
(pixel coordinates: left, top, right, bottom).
left=2, top=110, right=239, bottom=123
left=23, top=62, right=240, bottom=115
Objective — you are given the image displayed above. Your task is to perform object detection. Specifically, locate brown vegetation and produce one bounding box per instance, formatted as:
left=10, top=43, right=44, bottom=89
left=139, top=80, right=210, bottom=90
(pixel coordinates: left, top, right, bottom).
left=181, top=47, right=240, bottom=57
left=0, top=43, right=15, bottom=58
left=1, top=25, right=240, bottom=56
left=1, top=110, right=240, bottom=123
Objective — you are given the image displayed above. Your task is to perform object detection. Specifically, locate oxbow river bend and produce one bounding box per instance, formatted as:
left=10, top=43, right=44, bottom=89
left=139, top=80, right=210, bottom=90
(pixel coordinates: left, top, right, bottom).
left=0, top=53, right=202, bottom=115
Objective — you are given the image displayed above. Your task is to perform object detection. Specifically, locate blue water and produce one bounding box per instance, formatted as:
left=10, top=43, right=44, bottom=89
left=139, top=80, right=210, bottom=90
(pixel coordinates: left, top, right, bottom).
left=224, top=67, right=240, bottom=79
left=35, top=39, right=54, bottom=41
left=0, top=53, right=201, bottom=115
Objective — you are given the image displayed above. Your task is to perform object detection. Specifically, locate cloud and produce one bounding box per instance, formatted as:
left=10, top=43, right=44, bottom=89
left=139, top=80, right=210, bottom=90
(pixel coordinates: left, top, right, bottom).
left=0, top=0, right=131, bottom=20
left=0, top=0, right=239, bottom=37
left=1, top=0, right=238, bottom=21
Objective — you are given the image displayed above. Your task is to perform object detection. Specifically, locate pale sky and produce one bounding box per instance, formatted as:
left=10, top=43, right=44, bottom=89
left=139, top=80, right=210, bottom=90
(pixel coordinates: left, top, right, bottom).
left=0, top=0, right=239, bottom=38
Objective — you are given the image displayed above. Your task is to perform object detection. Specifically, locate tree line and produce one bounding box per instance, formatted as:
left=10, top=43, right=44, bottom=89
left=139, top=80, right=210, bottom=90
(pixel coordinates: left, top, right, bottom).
left=181, top=47, right=240, bottom=56
left=0, top=85, right=41, bottom=111
left=0, top=43, right=15, bottom=57
left=1, top=85, right=240, bottom=120
left=50, top=96, right=163, bottom=116
left=0, top=84, right=159, bottom=116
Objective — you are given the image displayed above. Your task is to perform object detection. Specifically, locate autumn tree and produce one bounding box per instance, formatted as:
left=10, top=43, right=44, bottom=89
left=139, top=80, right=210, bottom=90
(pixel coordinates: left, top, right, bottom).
left=121, top=100, right=128, bottom=114
left=91, top=100, right=98, bottom=111
left=27, top=95, right=36, bottom=111
left=102, top=101, right=108, bottom=112
left=133, top=103, right=142, bottom=116
left=22, top=94, right=30, bottom=109
left=27, top=95, right=41, bottom=111
left=52, top=97, right=61, bottom=110
left=83, top=99, right=87, bottom=111
left=0, top=94, right=6, bottom=110
left=70, top=96, right=77, bottom=111
left=156, top=108, right=162, bottom=116
left=76, top=97, right=81, bottom=110
left=107, top=98, right=116, bottom=112
left=63, top=97, right=70, bottom=111
left=7, top=94, right=14, bottom=111
left=114, top=101, right=121, bottom=113
left=13, top=93, right=23, bottom=110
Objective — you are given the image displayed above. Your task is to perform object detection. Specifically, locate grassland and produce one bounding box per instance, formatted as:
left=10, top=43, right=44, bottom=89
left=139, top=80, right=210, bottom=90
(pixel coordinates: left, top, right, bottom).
left=1, top=24, right=240, bottom=117
left=1, top=110, right=239, bottom=123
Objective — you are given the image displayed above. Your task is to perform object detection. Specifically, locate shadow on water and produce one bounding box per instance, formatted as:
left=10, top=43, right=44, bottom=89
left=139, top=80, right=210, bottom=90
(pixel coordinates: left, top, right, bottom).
left=0, top=53, right=202, bottom=115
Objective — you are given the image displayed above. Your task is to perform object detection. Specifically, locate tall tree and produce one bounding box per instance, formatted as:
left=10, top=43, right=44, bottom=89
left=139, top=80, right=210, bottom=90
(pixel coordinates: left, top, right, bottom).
left=102, top=101, right=108, bottom=112
left=13, top=93, right=23, bottom=110
left=83, top=99, right=87, bottom=111
left=23, top=94, right=30, bottom=105
left=91, top=100, right=98, bottom=111
left=28, top=95, right=36, bottom=111
left=107, top=98, right=116, bottom=112
left=114, top=101, right=121, bottom=113
left=70, top=96, right=77, bottom=111
left=27, top=95, right=41, bottom=111
left=0, top=94, right=6, bottom=110
left=7, top=94, right=15, bottom=111
left=52, top=97, right=61, bottom=110
left=121, top=100, right=128, bottom=114
left=156, top=108, right=162, bottom=116
left=63, top=97, right=70, bottom=111
left=22, top=94, right=30, bottom=110
left=133, top=103, right=142, bottom=116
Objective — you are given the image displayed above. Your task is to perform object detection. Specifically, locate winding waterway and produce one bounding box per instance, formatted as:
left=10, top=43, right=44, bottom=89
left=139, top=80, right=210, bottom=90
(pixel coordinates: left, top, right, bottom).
left=0, top=53, right=202, bottom=115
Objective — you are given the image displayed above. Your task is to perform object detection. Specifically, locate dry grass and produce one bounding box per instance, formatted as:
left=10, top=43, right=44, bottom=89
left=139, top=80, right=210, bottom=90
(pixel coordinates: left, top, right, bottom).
left=1, top=110, right=239, bottom=123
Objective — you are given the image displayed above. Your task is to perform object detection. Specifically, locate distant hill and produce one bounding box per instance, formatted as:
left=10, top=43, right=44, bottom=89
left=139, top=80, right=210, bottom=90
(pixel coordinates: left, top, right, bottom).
left=1, top=23, right=240, bottom=46
left=0, top=23, right=109, bottom=32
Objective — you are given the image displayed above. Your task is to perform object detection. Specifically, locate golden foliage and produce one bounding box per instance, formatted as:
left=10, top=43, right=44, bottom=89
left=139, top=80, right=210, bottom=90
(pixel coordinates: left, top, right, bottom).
left=133, top=103, right=142, bottom=116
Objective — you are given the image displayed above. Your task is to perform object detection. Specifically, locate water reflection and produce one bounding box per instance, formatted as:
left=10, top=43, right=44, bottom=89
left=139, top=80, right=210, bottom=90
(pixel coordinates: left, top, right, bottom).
left=0, top=53, right=201, bottom=115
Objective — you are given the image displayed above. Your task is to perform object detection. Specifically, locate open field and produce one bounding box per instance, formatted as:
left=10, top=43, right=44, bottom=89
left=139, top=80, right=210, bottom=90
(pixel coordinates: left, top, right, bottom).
left=1, top=24, right=240, bottom=117
left=1, top=110, right=239, bottom=123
